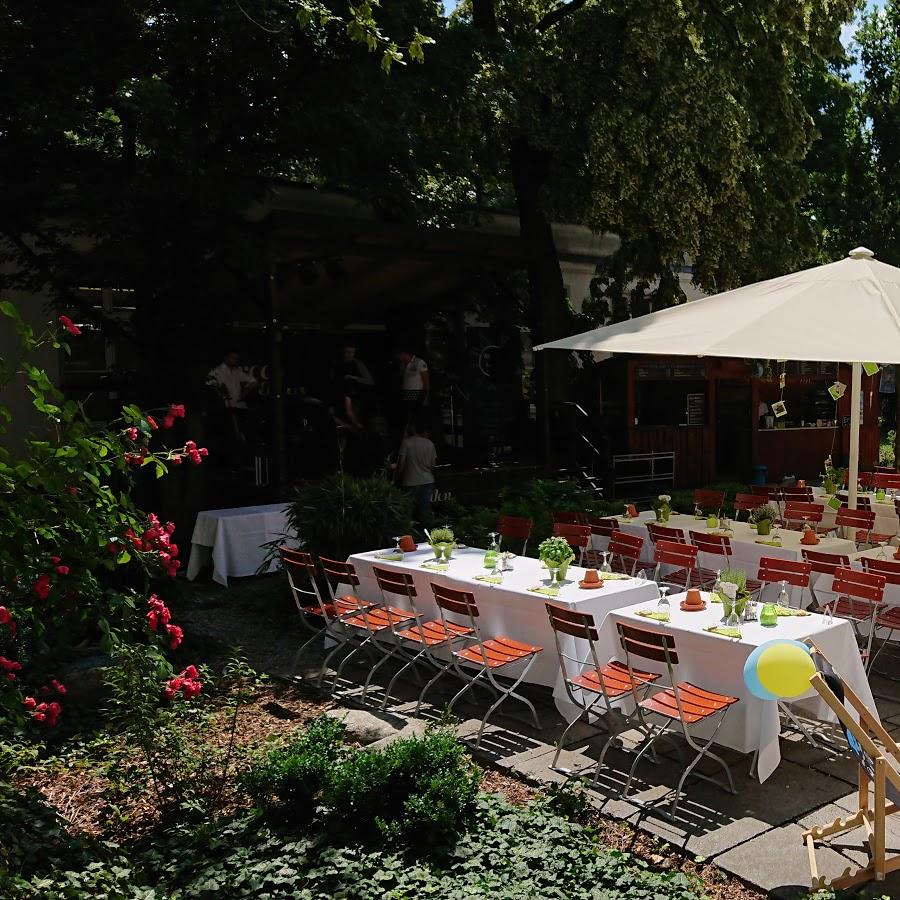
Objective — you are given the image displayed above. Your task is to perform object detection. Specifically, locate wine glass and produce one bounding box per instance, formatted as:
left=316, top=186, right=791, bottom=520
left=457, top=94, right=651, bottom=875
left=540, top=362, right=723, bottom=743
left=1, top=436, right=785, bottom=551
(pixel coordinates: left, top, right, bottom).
left=392, top=535, right=402, bottom=555
left=600, top=550, right=612, bottom=574
left=656, top=586, right=671, bottom=620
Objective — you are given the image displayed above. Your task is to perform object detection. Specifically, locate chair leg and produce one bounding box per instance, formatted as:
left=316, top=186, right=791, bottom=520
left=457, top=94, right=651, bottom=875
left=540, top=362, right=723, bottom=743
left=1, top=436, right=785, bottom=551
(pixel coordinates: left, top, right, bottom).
left=381, top=644, right=430, bottom=710
left=331, top=631, right=375, bottom=692
left=317, top=626, right=354, bottom=689
left=292, top=625, right=326, bottom=677
left=552, top=692, right=608, bottom=769
left=669, top=710, right=735, bottom=818
left=622, top=720, right=671, bottom=798
left=361, top=633, right=401, bottom=701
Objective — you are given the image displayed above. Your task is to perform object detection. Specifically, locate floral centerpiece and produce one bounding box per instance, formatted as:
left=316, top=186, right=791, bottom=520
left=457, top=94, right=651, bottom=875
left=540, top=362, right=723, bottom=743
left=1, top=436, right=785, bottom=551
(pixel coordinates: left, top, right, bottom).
left=718, top=569, right=750, bottom=619
left=429, top=526, right=455, bottom=561
left=538, top=536, right=575, bottom=582
left=652, top=494, right=672, bottom=522
left=750, top=503, right=778, bottom=536
left=822, top=456, right=844, bottom=495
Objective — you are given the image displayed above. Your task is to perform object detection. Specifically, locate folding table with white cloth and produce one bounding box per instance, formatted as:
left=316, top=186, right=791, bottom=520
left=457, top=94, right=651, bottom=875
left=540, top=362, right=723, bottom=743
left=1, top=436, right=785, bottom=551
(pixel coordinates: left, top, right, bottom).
left=552, top=591, right=876, bottom=782
left=606, top=511, right=855, bottom=607
left=186, top=502, right=291, bottom=587
left=347, top=545, right=659, bottom=688
left=810, top=487, right=900, bottom=539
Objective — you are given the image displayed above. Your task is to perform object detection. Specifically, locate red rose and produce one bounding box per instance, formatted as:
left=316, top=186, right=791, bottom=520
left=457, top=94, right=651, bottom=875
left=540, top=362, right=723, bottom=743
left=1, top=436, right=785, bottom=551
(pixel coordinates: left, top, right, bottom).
left=56, top=565, right=69, bottom=575
left=167, top=624, right=183, bottom=649
left=106, top=542, right=118, bottom=554
left=33, top=574, right=51, bottom=600
left=162, top=415, right=175, bottom=429
left=125, top=427, right=139, bottom=442
left=50, top=556, right=61, bottom=564
left=147, top=415, right=158, bottom=430
left=185, top=440, right=197, bottom=452
left=0, top=656, right=22, bottom=673
left=58, top=315, right=81, bottom=337
left=170, top=454, right=183, bottom=465
left=169, top=404, right=186, bottom=419
left=52, top=679, right=67, bottom=695
left=23, top=696, right=36, bottom=710
left=67, top=485, right=78, bottom=495
left=182, top=665, right=199, bottom=679
left=46, top=702, right=62, bottom=726
left=0, top=606, right=10, bottom=624
left=198, top=447, right=208, bottom=457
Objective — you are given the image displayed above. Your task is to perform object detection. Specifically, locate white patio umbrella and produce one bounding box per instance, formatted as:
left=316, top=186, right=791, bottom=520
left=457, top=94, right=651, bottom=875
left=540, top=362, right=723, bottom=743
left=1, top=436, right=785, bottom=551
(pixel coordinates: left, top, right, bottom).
left=536, top=248, right=900, bottom=507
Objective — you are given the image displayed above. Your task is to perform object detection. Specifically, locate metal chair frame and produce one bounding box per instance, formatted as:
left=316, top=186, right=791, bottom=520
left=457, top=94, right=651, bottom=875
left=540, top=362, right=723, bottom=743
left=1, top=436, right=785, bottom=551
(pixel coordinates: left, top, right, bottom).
left=430, top=582, right=542, bottom=748
left=544, top=602, right=660, bottom=775
left=613, top=622, right=738, bottom=817
left=781, top=501, right=828, bottom=533
left=818, top=566, right=887, bottom=672
left=317, top=557, right=414, bottom=693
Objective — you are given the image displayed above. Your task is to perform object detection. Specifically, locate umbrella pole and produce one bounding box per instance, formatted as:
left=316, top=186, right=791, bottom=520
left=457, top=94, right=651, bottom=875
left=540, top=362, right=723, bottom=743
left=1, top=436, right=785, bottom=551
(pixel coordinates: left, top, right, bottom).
left=848, top=362, right=862, bottom=510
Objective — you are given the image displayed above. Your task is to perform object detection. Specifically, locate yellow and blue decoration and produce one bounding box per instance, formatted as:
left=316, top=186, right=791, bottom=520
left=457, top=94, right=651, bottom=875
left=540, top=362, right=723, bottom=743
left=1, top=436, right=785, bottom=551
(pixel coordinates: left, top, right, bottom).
left=743, top=639, right=816, bottom=701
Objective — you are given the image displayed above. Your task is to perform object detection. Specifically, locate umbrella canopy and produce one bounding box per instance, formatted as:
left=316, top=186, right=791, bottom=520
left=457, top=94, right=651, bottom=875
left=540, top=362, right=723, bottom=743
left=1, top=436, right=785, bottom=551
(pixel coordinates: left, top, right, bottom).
left=536, top=248, right=898, bottom=507
left=536, top=248, right=900, bottom=363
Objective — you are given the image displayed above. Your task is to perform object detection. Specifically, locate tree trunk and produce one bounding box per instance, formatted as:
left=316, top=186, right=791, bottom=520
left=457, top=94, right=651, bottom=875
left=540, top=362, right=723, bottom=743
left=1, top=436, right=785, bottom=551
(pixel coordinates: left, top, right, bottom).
left=509, top=137, right=571, bottom=469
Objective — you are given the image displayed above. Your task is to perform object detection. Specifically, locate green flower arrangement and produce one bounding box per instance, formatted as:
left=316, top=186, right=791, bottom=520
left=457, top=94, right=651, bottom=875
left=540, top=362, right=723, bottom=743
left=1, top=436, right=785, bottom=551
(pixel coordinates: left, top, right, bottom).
left=429, top=526, right=455, bottom=561
left=538, top=536, right=575, bottom=568
left=719, top=569, right=748, bottom=595
left=718, top=568, right=750, bottom=618
left=750, top=503, right=777, bottom=535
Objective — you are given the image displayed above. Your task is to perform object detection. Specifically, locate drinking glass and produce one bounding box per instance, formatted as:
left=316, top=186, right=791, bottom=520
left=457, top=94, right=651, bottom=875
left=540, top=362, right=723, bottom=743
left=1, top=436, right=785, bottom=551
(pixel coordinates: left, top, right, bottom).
left=656, top=586, right=671, bottom=621
left=392, top=535, right=402, bottom=554
left=600, top=551, right=612, bottom=574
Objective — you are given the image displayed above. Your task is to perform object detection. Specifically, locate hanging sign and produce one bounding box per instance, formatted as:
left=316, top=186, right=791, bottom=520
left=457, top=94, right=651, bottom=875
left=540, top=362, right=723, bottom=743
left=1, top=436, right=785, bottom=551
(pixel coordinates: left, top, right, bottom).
left=863, top=362, right=880, bottom=376
left=828, top=381, right=846, bottom=401
left=779, top=372, right=786, bottom=390
left=881, top=365, right=896, bottom=394
left=771, top=400, right=787, bottom=418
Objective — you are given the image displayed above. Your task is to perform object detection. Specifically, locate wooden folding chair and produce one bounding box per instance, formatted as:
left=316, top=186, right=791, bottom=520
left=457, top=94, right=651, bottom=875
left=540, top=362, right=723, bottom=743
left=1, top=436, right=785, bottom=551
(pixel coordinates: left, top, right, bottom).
left=367, top=567, right=474, bottom=710
left=873, top=472, right=900, bottom=492
left=649, top=539, right=701, bottom=591
left=498, top=514, right=533, bottom=556
left=804, top=669, right=900, bottom=890
left=860, top=558, right=900, bottom=672
left=756, top=556, right=812, bottom=609
left=733, top=492, right=758, bottom=521
left=615, top=622, right=739, bottom=817
left=544, top=602, right=660, bottom=775
left=605, top=531, right=652, bottom=576
left=552, top=522, right=591, bottom=564
left=646, top=522, right=686, bottom=545
left=817, top=567, right=886, bottom=671
left=318, top=557, right=414, bottom=693
left=782, top=501, right=829, bottom=534
left=693, top=488, right=725, bottom=514
left=586, top=514, right=619, bottom=541
left=835, top=507, right=892, bottom=550
left=688, top=531, right=754, bottom=590
left=431, top=583, right=542, bottom=748
left=751, top=483, right=777, bottom=497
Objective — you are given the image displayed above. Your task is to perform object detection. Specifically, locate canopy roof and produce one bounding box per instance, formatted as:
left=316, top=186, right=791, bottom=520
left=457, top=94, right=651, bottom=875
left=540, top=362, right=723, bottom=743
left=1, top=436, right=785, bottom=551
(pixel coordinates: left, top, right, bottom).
left=537, top=248, right=900, bottom=364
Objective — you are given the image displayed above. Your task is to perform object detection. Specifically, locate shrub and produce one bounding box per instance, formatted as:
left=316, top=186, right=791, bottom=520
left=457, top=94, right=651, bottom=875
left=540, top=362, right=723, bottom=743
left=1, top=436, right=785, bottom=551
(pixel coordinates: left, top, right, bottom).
left=284, top=473, right=413, bottom=558
left=243, top=720, right=481, bottom=846
left=240, top=715, right=347, bottom=822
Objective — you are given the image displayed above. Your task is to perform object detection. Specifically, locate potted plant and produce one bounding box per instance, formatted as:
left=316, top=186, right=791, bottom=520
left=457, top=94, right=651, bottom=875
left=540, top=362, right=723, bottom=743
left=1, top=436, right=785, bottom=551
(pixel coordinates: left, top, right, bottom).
left=750, top=503, right=778, bottom=536
left=653, top=494, right=672, bottom=523
left=429, top=526, right=455, bottom=561
left=538, top=536, right=575, bottom=582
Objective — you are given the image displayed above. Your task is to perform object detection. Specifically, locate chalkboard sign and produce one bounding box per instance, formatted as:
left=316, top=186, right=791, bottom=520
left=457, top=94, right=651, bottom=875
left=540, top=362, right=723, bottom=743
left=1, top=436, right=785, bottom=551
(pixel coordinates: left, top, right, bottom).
left=686, top=392, right=706, bottom=425
left=673, top=364, right=706, bottom=379
left=636, top=363, right=706, bottom=380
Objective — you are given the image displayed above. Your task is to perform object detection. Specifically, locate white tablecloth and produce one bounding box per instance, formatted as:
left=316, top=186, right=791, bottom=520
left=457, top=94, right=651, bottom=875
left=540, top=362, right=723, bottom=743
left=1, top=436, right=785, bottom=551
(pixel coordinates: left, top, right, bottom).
left=602, top=511, right=856, bottom=607
left=186, top=502, right=291, bottom=587
left=810, top=487, right=900, bottom=538
left=560, top=590, right=876, bottom=782
left=347, top=545, right=659, bottom=687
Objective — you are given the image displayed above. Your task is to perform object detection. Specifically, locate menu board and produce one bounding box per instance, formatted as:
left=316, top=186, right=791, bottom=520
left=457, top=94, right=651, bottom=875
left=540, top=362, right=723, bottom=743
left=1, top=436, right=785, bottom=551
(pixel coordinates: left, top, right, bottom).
left=686, top=392, right=706, bottom=425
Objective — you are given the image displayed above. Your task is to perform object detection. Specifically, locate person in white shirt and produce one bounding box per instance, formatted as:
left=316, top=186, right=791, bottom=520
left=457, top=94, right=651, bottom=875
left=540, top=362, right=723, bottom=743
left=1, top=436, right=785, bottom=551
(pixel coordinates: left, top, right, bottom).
left=397, top=348, right=429, bottom=410
left=206, top=350, right=257, bottom=410
left=396, top=417, right=437, bottom=528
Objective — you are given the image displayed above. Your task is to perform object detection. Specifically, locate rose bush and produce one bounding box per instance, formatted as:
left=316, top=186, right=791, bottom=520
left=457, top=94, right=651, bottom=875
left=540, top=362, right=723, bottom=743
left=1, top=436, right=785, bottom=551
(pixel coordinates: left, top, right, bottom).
left=0, top=300, right=206, bottom=731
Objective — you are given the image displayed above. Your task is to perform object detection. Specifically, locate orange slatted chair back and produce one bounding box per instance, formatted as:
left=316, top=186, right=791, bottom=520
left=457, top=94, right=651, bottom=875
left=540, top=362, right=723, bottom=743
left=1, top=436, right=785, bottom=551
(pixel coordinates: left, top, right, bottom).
left=833, top=566, right=886, bottom=605
left=587, top=515, right=619, bottom=537
left=860, top=557, right=900, bottom=586
left=608, top=531, right=645, bottom=560
left=431, top=582, right=480, bottom=618
left=552, top=522, right=592, bottom=548
left=545, top=602, right=599, bottom=641
left=318, top=556, right=360, bottom=588
left=618, top=622, right=679, bottom=665
left=279, top=546, right=317, bottom=577
left=694, top=489, right=725, bottom=510
left=734, top=493, right=758, bottom=512
left=372, top=565, right=416, bottom=597
left=757, top=556, right=811, bottom=588
left=498, top=515, right=533, bottom=541
left=783, top=501, right=824, bottom=523
left=835, top=507, right=876, bottom=530
left=654, top=539, right=698, bottom=569
left=873, top=472, right=900, bottom=491
left=801, top=549, right=851, bottom=575
left=689, top=531, right=732, bottom=558
left=646, top=522, right=686, bottom=544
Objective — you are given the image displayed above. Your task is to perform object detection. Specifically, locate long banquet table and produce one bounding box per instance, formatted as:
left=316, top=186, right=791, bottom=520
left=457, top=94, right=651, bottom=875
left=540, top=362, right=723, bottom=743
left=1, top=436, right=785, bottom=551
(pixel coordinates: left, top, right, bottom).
left=555, top=589, right=876, bottom=782
left=347, top=544, right=659, bottom=688
left=810, top=487, right=900, bottom=538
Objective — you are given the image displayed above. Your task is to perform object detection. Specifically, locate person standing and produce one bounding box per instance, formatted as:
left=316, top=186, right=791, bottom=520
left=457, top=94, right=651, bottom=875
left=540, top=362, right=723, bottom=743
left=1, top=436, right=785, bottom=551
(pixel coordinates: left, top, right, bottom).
left=396, top=418, right=437, bottom=529
left=206, top=349, right=257, bottom=412
left=330, top=343, right=375, bottom=430
left=397, top=348, right=430, bottom=412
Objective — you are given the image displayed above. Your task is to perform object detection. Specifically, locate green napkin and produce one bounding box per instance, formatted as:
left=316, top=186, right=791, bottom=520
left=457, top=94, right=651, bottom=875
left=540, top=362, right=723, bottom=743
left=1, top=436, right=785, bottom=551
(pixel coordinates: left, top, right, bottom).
left=528, top=585, right=560, bottom=597
left=635, top=610, right=670, bottom=621
left=775, top=605, right=810, bottom=617
left=754, top=538, right=782, bottom=547
left=704, top=625, right=742, bottom=638
left=474, top=574, right=503, bottom=584
left=598, top=572, right=631, bottom=581
left=421, top=561, right=449, bottom=571
left=374, top=552, right=404, bottom=561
